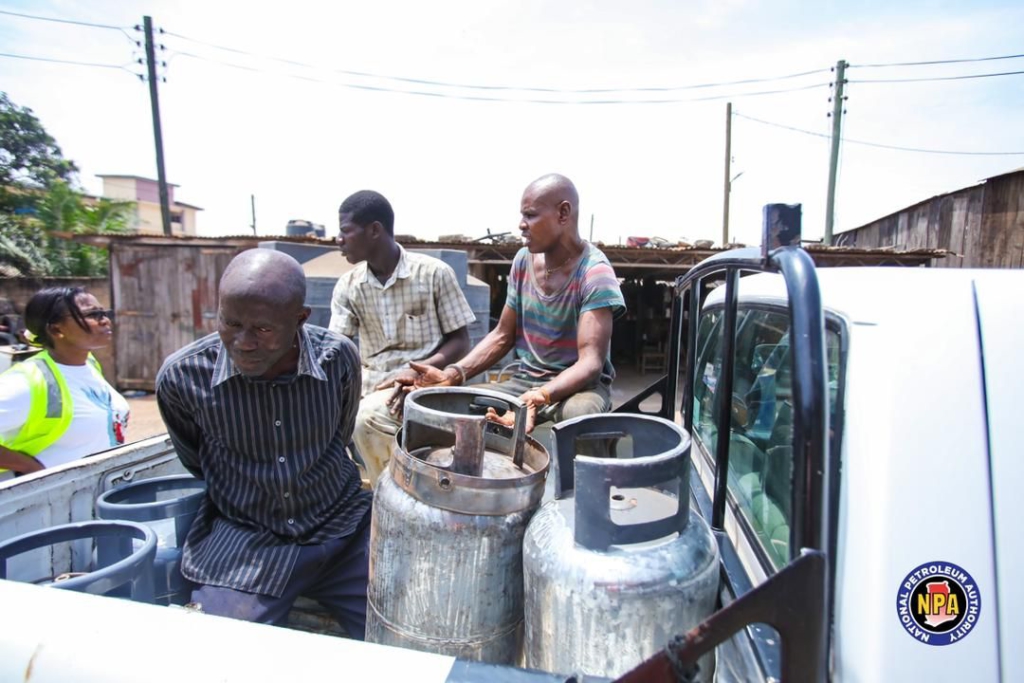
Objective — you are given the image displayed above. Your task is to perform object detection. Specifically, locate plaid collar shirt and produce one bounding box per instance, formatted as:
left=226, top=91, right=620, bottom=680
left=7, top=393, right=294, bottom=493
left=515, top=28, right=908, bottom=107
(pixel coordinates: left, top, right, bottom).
left=329, top=246, right=476, bottom=395
left=155, top=325, right=369, bottom=598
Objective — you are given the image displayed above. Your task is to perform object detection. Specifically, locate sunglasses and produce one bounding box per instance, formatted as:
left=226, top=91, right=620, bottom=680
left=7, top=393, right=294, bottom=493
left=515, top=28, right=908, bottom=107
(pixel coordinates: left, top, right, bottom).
left=82, top=309, right=115, bottom=322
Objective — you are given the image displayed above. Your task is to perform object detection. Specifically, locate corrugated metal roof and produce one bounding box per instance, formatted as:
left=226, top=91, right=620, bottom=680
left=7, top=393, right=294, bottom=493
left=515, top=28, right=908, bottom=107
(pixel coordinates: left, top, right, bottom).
left=63, top=231, right=946, bottom=255
left=63, top=232, right=945, bottom=279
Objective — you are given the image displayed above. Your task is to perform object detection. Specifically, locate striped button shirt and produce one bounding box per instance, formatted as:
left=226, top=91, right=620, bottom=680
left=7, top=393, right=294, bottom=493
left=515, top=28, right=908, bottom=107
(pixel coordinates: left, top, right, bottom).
left=506, top=242, right=626, bottom=381
left=155, top=325, right=370, bottom=598
left=329, top=246, right=477, bottom=396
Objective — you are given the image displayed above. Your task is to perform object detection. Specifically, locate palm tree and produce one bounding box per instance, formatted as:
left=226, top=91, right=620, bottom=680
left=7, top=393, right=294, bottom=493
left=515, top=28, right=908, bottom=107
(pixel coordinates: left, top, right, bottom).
left=10, top=181, right=135, bottom=277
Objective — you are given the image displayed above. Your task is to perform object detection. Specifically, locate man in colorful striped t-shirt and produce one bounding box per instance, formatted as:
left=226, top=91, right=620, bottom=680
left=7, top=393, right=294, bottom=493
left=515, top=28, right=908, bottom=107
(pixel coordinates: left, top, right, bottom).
left=410, top=173, right=625, bottom=432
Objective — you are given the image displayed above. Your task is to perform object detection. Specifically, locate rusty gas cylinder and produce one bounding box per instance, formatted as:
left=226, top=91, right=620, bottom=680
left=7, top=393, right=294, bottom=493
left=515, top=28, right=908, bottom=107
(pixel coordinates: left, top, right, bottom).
left=366, top=387, right=549, bottom=663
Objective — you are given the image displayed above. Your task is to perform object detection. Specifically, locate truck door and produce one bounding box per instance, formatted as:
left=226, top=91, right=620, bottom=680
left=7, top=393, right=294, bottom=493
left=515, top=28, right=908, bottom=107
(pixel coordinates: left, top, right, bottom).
left=618, top=247, right=834, bottom=682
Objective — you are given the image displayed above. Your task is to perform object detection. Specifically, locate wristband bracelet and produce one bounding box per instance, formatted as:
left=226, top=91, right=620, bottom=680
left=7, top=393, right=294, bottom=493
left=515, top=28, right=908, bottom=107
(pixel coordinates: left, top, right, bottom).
left=445, top=363, right=467, bottom=386
left=538, top=386, right=552, bottom=405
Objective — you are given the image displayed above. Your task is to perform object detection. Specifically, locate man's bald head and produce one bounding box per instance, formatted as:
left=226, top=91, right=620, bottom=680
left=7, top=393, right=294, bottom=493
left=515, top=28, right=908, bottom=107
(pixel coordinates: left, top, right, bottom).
left=217, top=249, right=311, bottom=379
left=524, top=173, right=579, bottom=222
left=220, top=249, right=306, bottom=309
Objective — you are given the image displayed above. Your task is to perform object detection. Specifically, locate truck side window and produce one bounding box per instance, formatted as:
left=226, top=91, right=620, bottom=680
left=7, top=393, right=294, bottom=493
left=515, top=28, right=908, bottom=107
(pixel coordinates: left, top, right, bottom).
left=729, top=309, right=793, bottom=569
left=693, top=306, right=841, bottom=571
left=692, top=309, right=723, bottom=449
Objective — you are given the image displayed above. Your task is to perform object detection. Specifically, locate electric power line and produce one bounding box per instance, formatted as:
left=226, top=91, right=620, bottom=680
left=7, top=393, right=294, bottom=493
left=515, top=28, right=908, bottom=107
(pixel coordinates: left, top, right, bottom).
left=0, top=51, right=137, bottom=74
left=0, top=8, right=128, bottom=31
left=7, top=9, right=1022, bottom=96
left=0, top=8, right=142, bottom=46
left=734, top=112, right=1024, bottom=156
left=851, top=69, right=1024, bottom=84
left=170, top=50, right=829, bottom=104
left=852, top=52, right=1024, bottom=68
left=163, top=29, right=831, bottom=95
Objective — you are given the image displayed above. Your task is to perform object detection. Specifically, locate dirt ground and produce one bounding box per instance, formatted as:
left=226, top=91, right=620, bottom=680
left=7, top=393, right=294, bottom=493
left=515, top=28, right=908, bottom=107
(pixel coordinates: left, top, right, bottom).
left=125, top=393, right=167, bottom=442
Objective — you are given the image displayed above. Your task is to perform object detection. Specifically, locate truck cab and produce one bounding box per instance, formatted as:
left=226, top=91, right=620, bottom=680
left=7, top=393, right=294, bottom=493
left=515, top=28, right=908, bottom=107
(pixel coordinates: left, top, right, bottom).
left=619, top=246, right=1020, bottom=681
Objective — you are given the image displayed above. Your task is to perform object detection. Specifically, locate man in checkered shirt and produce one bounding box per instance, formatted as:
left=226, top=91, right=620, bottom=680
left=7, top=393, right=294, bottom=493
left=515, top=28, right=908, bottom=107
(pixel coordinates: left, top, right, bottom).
left=329, top=190, right=475, bottom=485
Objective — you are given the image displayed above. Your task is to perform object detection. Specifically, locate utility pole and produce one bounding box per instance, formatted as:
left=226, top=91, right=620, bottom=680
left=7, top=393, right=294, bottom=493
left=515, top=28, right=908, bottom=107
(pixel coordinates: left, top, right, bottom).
left=722, top=102, right=732, bottom=246
left=250, top=194, right=257, bottom=236
left=143, top=16, right=172, bottom=236
left=824, top=59, right=847, bottom=245
left=589, top=214, right=594, bottom=242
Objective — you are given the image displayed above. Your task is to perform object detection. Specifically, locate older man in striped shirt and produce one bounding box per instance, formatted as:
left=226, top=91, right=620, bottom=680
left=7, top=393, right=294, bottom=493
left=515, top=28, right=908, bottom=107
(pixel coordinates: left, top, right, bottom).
left=156, top=249, right=371, bottom=638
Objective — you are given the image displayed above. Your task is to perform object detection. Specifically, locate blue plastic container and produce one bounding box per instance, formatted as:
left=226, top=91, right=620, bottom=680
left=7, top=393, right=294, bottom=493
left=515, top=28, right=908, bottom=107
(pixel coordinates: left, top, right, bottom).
left=96, top=475, right=206, bottom=605
left=0, top=520, right=157, bottom=603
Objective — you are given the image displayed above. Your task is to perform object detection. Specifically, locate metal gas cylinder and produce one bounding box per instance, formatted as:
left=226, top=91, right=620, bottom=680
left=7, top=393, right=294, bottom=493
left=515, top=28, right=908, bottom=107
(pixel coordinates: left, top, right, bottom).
left=366, top=387, right=549, bottom=663
left=523, top=413, right=720, bottom=680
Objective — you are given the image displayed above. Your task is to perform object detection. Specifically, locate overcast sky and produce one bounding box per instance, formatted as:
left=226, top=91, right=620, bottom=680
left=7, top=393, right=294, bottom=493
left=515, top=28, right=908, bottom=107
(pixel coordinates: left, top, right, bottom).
left=2, top=0, right=1022, bottom=247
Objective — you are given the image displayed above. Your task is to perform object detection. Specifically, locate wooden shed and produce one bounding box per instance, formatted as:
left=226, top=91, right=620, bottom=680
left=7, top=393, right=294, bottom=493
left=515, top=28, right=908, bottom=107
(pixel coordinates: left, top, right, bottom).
left=100, top=236, right=255, bottom=390
left=834, top=167, right=1024, bottom=268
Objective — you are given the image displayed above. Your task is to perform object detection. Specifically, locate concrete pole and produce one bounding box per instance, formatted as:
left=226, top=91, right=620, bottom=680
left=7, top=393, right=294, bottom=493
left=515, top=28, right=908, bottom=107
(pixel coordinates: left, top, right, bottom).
left=824, top=60, right=848, bottom=245
left=144, top=16, right=172, bottom=236
left=722, top=102, right=732, bottom=246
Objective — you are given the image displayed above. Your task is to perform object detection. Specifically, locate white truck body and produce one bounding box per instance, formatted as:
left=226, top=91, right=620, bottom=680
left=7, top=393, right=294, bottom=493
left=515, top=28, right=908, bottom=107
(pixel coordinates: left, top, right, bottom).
left=695, top=266, right=1022, bottom=681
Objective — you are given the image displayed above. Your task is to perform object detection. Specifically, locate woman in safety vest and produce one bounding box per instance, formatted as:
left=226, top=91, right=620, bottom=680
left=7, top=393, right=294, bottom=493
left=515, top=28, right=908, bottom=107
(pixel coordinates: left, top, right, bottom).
left=0, top=287, right=129, bottom=476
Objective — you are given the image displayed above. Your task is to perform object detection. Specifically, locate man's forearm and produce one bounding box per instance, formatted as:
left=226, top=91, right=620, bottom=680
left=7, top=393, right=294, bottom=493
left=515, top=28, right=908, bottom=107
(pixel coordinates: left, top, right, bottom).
left=539, top=355, right=604, bottom=402
left=451, top=328, right=514, bottom=381
left=421, top=329, right=470, bottom=369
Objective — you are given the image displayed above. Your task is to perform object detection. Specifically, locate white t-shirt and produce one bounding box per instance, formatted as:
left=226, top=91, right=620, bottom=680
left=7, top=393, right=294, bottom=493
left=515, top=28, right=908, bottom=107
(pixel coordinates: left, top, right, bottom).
left=0, top=361, right=130, bottom=469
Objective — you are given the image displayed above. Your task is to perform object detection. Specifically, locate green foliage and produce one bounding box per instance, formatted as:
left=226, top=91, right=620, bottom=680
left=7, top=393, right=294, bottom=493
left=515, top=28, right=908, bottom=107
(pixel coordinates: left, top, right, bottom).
left=0, top=92, right=78, bottom=213
left=0, top=93, right=133, bottom=277
left=0, top=214, right=48, bottom=277
left=81, top=196, right=134, bottom=234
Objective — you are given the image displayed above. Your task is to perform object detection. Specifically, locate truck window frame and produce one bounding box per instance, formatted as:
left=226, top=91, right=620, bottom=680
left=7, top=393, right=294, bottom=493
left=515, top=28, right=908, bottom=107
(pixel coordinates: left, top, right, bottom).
left=690, top=303, right=847, bottom=576
left=615, top=247, right=832, bottom=681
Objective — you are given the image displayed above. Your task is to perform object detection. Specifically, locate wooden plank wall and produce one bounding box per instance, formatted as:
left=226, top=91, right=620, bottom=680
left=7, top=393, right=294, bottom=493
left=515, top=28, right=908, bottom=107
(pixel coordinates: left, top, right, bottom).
left=112, top=244, right=246, bottom=391
left=979, top=173, right=1024, bottom=268
left=835, top=171, right=1024, bottom=269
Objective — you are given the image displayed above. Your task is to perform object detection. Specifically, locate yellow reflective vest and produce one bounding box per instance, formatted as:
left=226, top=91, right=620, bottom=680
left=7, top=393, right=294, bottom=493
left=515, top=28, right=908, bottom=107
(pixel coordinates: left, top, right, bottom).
left=0, top=350, right=104, bottom=470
